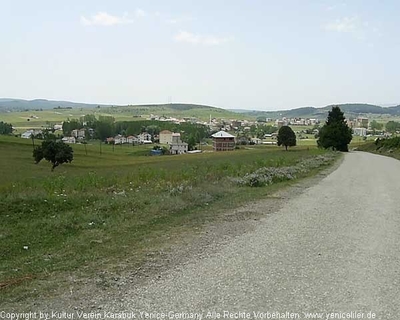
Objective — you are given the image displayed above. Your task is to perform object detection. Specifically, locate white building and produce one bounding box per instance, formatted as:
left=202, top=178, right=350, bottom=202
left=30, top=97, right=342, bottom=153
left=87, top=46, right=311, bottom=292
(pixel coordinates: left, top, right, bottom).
left=21, top=129, right=42, bottom=139
left=114, top=135, right=127, bottom=144
left=159, top=130, right=173, bottom=144
left=353, top=128, right=367, bottom=136
left=138, top=132, right=152, bottom=143
left=71, top=128, right=85, bottom=139
left=62, top=137, right=76, bottom=144
left=127, top=136, right=139, bottom=144
left=170, top=133, right=188, bottom=154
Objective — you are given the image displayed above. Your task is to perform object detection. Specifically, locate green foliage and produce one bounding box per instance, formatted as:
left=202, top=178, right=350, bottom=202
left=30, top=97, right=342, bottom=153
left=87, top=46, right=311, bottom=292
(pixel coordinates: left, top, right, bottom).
left=0, top=121, right=13, bottom=135
left=385, top=121, right=400, bottom=133
left=33, top=145, right=44, bottom=163
left=80, top=114, right=97, bottom=127
left=61, top=114, right=210, bottom=143
left=185, top=134, right=197, bottom=151
left=33, top=140, right=74, bottom=171
left=370, top=120, right=383, bottom=131
left=317, top=106, right=352, bottom=152
left=153, top=145, right=169, bottom=155
left=62, top=119, right=81, bottom=136
left=375, top=137, right=400, bottom=149
left=277, top=126, right=296, bottom=150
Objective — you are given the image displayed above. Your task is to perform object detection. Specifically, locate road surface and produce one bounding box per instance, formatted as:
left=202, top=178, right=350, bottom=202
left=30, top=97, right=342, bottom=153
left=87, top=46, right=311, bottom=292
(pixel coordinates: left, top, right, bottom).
left=108, top=152, right=400, bottom=319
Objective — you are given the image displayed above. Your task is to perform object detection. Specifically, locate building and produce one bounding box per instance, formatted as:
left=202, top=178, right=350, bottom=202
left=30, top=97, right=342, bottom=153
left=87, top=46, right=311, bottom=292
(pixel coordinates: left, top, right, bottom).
left=21, top=129, right=42, bottom=139
left=353, top=127, right=367, bottom=136
left=127, top=135, right=138, bottom=144
left=211, top=131, right=235, bottom=151
left=159, top=130, right=173, bottom=144
left=71, top=128, right=86, bottom=139
left=138, top=132, right=152, bottom=143
left=114, top=135, right=127, bottom=144
left=62, top=137, right=76, bottom=144
left=170, top=133, right=188, bottom=154
left=275, top=120, right=285, bottom=129
left=357, top=117, right=369, bottom=129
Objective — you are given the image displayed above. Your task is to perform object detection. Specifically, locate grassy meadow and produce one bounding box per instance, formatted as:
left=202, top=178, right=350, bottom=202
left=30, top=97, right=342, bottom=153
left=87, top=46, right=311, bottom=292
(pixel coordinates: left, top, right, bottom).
left=0, top=135, right=339, bottom=302
left=1, top=104, right=249, bottom=133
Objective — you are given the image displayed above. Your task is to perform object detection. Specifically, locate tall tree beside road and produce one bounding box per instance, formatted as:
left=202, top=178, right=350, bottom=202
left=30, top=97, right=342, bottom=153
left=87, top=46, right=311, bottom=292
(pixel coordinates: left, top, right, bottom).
left=317, top=106, right=352, bottom=152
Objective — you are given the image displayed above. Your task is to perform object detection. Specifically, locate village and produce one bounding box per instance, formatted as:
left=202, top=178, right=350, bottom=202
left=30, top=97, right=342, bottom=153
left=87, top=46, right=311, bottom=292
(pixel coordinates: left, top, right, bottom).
left=17, top=111, right=381, bottom=155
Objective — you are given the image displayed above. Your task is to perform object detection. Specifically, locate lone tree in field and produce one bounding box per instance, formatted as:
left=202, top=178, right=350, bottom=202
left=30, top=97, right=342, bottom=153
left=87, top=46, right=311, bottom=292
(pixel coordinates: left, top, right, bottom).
left=33, top=140, right=74, bottom=171
left=317, top=106, right=352, bottom=152
left=277, top=126, right=296, bottom=150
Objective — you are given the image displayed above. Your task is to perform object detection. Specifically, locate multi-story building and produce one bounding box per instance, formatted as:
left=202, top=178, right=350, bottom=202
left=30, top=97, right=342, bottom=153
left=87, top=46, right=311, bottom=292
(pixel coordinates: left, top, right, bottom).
left=211, top=131, right=235, bottom=151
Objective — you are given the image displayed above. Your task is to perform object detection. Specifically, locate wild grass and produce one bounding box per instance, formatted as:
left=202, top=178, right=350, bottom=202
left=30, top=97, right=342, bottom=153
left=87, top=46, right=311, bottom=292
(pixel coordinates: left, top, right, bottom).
left=357, top=137, right=400, bottom=161
left=0, top=136, right=338, bottom=301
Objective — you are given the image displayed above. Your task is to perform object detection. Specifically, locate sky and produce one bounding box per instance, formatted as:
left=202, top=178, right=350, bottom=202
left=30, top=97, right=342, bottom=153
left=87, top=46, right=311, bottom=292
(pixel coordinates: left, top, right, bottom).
left=1, top=0, right=400, bottom=111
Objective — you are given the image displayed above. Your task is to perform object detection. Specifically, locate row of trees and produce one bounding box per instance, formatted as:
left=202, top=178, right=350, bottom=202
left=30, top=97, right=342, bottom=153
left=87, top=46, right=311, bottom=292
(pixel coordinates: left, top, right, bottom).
left=276, top=106, right=353, bottom=152
left=384, top=121, right=400, bottom=133
left=62, top=115, right=211, bottom=150
left=0, top=121, right=13, bottom=135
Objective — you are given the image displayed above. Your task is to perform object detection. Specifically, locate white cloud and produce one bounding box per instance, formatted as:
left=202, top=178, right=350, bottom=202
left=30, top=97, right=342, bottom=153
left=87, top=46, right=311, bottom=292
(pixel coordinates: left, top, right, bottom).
left=166, top=19, right=178, bottom=24
left=174, top=31, right=232, bottom=46
left=135, top=8, right=146, bottom=18
left=80, top=12, right=133, bottom=26
left=165, top=16, right=194, bottom=25
left=326, top=3, right=347, bottom=11
left=324, top=16, right=358, bottom=33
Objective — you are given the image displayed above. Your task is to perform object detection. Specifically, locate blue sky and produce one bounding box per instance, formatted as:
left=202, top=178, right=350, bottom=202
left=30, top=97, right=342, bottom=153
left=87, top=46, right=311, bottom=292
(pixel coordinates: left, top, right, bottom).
left=1, top=0, right=399, bottom=110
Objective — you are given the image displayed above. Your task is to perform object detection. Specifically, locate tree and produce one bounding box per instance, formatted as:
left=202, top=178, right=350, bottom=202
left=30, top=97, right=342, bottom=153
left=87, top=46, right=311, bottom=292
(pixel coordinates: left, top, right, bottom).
left=185, top=133, right=197, bottom=151
left=62, top=119, right=82, bottom=136
left=317, top=106, right=352, bottom=152
left=33, top=140, right=74, bottom=171
left=385, top=121, right=400, bottom=133
left=277, top=126, right=296, bottom=150
left=0, top=121, right=13, bottom=135
left=370, top=120, right=383, bottom=131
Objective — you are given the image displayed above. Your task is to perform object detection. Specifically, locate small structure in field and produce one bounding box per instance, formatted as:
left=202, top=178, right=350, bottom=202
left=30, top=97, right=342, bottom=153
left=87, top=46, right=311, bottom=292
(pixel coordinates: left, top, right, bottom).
left=170, top=133, right=188, bottom=154
left=211, top=131, right=235, bottom=151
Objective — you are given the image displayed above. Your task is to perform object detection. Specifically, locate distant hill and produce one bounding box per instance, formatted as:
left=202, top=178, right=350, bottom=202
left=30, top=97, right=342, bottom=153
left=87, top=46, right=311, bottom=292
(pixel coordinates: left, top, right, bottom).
left=0, top=99, right=243, bottom=122
left=3, top=98, right=400, bottom=120
left=104, top=103, right=243, bottom=121
left=0, top=98, right=112, bottom=111
left=229, top=103, right=400, bottom=119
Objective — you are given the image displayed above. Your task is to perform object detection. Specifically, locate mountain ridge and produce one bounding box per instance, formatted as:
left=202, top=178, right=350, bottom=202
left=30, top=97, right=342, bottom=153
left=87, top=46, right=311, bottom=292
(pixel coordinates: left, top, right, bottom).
left=1, top=98, right=400, bottom=119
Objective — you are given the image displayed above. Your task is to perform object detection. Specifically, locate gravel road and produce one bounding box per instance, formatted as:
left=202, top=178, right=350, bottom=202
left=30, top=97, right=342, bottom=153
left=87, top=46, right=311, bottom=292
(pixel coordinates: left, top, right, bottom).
left=105, top=152, right=400, bottom=319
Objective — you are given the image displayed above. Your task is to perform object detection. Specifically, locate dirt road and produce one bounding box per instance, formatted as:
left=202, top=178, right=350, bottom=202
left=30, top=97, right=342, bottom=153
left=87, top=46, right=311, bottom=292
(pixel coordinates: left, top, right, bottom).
left=108, top=152, right=399, bottom=319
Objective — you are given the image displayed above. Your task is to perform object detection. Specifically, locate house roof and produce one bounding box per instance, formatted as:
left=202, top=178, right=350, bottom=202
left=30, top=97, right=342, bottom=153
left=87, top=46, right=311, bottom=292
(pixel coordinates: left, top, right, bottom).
left=211, top=131, right=235, bottom=138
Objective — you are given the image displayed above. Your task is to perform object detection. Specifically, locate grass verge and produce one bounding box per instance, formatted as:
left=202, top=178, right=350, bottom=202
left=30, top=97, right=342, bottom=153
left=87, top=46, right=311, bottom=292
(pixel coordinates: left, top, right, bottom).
left=0, top=136, right=340, bottom=303
left=356, top=138, right=400, bottom=161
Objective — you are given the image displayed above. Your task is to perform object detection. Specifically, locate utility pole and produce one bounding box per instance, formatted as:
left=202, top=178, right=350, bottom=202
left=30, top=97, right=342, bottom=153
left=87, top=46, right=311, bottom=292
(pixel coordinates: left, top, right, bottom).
left=31, top=134, right=35, bottom=150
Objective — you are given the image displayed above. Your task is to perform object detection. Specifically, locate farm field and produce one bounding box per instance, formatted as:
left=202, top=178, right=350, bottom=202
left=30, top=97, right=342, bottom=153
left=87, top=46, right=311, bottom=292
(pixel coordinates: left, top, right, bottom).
left=0, top=104, right=251, bottom=133
left=0, top=136, right=339, bottom=303
left=1, top=109, right=144, bottom=133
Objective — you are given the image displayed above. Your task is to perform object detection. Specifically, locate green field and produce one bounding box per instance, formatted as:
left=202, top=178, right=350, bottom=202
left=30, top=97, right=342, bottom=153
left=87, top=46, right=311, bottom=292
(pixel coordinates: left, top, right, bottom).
left=0, top=104, right=251, bottom=133
left=0, top=136, right=339, bottom=302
